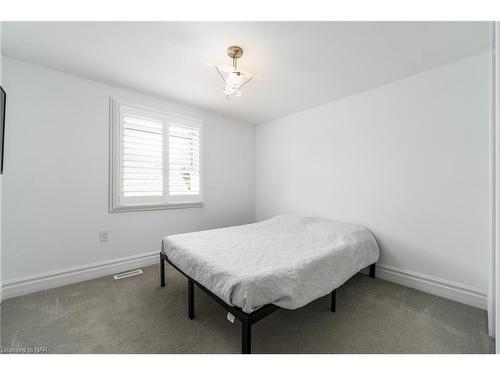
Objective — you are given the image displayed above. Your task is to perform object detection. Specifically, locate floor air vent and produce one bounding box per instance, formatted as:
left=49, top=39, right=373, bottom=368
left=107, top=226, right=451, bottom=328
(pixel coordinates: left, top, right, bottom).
left=113, top=269, right=143, bottom=280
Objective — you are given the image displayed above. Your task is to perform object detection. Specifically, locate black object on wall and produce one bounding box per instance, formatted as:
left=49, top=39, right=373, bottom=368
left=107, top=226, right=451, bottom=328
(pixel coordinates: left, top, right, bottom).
left=0, top=85, right=5, bottom=174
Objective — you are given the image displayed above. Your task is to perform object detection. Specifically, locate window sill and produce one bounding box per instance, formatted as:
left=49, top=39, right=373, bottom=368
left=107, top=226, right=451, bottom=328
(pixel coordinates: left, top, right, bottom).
left=109, top=201, right=204, bottom=213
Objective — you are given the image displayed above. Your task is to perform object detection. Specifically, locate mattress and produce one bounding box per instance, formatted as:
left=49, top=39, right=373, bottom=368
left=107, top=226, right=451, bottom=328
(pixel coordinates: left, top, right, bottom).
left=162, top=215, right=380, bottom=313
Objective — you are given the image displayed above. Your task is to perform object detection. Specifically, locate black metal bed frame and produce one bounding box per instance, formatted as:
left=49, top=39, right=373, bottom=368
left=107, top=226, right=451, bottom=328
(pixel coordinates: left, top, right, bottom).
left=160, top=251, right=376, bottom=354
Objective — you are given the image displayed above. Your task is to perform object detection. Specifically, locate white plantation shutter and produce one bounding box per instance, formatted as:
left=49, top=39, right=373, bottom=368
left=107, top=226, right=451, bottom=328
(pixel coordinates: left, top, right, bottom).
left=122, top=116, right=163, bottom=197
left=110, top=99, right=203, bottom=212
left=168, top=125, right=200, bottom=196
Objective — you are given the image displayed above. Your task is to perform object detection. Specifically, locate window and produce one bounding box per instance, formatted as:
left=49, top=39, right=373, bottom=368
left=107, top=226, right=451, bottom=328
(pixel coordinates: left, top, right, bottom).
left=110, top=99, right=203, bottom=212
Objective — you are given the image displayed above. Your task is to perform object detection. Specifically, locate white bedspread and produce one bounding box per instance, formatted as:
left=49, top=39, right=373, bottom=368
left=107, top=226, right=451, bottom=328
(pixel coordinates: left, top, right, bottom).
left=162, top=215, right=380, bottom=313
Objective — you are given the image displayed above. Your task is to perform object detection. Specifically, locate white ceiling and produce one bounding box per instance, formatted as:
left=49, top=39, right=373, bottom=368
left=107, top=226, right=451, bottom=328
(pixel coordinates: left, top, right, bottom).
left=1, top=22, right=490, bottom=124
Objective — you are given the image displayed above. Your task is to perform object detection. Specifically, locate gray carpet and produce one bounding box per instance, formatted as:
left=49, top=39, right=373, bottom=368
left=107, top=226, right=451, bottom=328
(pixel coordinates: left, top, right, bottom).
left=0, top=264, right=495, bottom=354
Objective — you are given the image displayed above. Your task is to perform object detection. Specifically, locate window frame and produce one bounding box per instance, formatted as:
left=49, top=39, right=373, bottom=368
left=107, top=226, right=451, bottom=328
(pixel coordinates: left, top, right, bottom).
left=109, top=98, right=204, bottom=213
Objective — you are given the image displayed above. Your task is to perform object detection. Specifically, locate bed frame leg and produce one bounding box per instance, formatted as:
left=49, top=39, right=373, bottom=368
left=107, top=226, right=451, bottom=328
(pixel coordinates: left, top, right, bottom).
left=188, top=279, right=195, bottom=320
left=369, top=263, right=376, bottom=278
left=242, top=320, right=251, bottom=354
left=331, top=289, right=336, bottom=312
left=160, top=254, right=165, bottom=287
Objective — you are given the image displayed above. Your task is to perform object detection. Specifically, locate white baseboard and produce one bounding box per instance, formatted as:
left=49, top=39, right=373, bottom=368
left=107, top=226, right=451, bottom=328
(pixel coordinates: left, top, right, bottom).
left=1, top=255, right=488, bottom=311
left=2, top=251, right=159, bottom=300
left=373, top=264, right=488, bottom=310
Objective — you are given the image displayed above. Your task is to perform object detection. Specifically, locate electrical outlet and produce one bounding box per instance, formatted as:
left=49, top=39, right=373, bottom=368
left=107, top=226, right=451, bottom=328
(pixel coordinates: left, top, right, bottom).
left=99, top=230, right=109, bottom=242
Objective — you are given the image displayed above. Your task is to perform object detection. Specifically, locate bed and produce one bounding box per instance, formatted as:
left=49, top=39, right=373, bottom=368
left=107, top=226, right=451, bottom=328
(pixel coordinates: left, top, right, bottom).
left=160, top=215, right=380, bottom=353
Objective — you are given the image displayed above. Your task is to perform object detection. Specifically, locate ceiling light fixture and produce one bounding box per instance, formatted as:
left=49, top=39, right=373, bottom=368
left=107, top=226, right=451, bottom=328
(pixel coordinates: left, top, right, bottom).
left=215, top=46, right=255, bottom=100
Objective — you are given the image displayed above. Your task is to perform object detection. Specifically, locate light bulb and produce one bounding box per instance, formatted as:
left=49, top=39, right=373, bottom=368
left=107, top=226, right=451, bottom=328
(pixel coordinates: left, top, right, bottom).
left=227, top=71, right=243, bottom=89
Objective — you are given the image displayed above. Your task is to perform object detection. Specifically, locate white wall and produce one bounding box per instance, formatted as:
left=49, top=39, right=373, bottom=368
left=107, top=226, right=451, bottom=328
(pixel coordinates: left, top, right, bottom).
left=256, top=53, right=490, bottom=306
left=495, top=21, right=500, bottom=352
left=1, top=58, right=255, bottom=287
